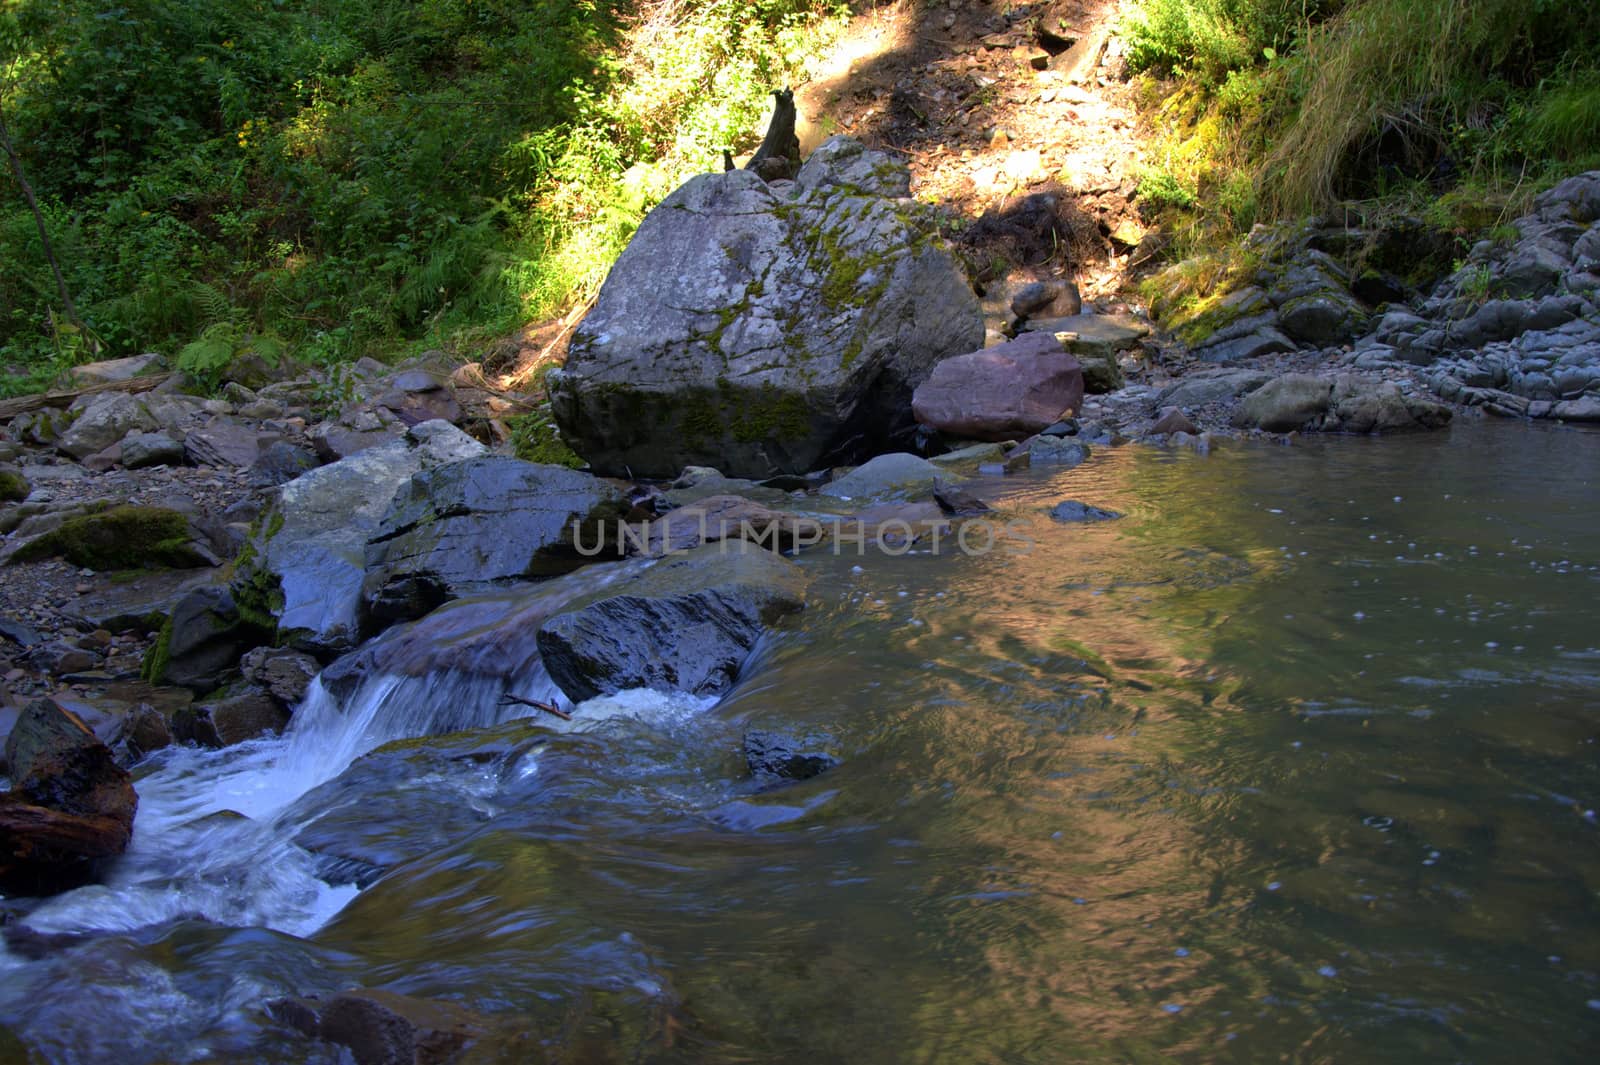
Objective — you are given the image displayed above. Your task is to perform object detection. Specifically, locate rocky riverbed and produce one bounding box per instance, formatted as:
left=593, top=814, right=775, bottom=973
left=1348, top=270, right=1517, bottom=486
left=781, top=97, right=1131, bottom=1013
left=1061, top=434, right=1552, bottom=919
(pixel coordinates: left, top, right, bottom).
left=3, top=115, right=1600, bottom=1063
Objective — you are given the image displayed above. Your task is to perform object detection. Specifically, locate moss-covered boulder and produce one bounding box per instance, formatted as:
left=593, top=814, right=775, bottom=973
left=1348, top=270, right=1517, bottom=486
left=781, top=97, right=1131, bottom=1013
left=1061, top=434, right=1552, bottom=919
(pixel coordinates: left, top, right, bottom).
left=550, top=136, right=984, bottom=479
left=0, top=467, right=29, bottom=502
left=7, top=505, right=211, bottom=570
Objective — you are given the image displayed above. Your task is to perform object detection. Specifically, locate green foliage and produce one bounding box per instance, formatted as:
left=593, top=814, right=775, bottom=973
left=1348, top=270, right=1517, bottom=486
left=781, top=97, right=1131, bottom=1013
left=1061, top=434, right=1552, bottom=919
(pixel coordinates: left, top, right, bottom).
left=1136, top=166, right=1198, bottom=210
left=0, top=0, right=842, bottom=385
left=1125, top=0, right=1343, bottom=85
left=1127, top=0, right=1600, bottom=256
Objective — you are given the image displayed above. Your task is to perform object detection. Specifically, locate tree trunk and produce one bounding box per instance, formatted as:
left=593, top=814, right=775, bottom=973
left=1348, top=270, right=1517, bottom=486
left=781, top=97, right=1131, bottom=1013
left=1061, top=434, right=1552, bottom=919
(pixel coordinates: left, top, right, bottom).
left=0, top=98, right=83, bottom=330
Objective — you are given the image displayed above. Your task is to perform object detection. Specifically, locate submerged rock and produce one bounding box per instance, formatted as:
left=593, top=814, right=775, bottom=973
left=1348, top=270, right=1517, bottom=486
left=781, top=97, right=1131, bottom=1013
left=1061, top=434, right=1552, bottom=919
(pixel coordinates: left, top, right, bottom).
left=269, top=988, right=485, bottom=1065
left=362, top=456, right=626, bottom=624
left=744, top=728, right=839, bottom=784
left=911, top=332, right=1084, bottom=441
left=537, top=541, right=807, bottom=703
left=0, top=698, right=138, bottom=896
left=550, top=136, right=984, bottom=478
left=1049, top=500, right=1122, bottom=523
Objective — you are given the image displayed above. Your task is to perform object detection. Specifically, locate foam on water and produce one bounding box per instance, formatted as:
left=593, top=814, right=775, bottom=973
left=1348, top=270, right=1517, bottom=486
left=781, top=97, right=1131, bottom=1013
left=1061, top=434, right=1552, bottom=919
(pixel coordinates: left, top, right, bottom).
left=11, top=661, right=573, bottom=941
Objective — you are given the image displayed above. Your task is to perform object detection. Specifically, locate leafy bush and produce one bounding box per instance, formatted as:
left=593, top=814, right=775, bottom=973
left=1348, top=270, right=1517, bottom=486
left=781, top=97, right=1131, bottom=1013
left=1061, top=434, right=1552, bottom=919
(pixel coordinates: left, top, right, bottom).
left=0, top=0, right=845, bottom=387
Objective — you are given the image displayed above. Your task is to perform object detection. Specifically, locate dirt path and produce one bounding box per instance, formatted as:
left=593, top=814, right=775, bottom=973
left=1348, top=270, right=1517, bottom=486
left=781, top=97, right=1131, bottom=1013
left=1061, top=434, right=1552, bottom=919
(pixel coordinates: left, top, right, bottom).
left=793, top=0, right=1147, bottom=303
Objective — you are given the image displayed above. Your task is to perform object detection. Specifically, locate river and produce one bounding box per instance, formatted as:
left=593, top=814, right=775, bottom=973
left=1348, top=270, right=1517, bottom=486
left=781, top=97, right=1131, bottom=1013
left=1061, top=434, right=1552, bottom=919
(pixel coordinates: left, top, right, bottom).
left=2, top=419, right=1597, bottom=1063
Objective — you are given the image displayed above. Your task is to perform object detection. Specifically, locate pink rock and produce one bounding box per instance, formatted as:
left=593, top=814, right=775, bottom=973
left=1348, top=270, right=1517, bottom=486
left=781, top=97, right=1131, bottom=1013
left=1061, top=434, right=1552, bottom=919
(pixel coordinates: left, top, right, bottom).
left=912, top=333, right=1084, bottom=442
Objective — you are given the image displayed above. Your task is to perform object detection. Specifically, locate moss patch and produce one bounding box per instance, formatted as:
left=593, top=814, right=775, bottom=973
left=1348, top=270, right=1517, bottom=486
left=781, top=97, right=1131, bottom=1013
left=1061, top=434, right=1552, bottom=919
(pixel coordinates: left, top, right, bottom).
left=11, top=506, right=208, bottom=570
left=0, top=470, right=29, bottom=502
left=140, top=619, right=173, bottom=684
left=506, top=410, right=585, bottom=469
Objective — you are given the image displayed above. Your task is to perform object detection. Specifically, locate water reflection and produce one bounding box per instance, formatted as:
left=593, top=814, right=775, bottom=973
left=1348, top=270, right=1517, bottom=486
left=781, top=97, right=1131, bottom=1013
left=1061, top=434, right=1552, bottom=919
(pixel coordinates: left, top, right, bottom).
left=3, top=421, right=1598, bottom=1063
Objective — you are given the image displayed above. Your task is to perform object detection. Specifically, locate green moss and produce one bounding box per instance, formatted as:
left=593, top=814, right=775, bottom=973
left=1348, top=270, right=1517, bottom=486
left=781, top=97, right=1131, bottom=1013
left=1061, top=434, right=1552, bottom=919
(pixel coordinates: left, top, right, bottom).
left=506, top=410, right=585, bottom=469
left=140, top=618, right=173, bottom=684
left=728, top=387, right=811, bottom=444
left=11, top=506, right=208, bottom=570
left=0, top=470, right=29, bottom=502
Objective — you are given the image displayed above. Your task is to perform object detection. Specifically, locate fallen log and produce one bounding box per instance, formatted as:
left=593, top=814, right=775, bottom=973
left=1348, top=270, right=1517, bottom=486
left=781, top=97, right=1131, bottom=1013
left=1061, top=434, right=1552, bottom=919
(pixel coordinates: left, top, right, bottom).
left=0, top=372, right=176, bottom=421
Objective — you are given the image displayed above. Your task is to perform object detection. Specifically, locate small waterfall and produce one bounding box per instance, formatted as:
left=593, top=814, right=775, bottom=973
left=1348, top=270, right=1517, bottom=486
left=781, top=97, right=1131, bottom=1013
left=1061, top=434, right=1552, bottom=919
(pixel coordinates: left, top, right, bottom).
left=11, top=667, right=562, bottom=942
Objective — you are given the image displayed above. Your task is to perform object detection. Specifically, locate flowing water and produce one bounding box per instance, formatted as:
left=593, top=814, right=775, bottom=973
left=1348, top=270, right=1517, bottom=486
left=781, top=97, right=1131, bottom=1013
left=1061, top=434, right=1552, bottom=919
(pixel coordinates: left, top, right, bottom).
left=2, top=420, right=1598, bottom=1063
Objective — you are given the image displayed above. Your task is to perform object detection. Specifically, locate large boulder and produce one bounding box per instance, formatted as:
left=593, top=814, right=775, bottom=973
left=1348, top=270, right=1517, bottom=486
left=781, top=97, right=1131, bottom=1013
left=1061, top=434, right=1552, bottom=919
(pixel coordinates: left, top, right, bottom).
left=55, top=392, right=158, bottom=460
left=537, top=541, right=807, bottom=703
left=0, top=698, right=138, bottom=895
left=549, top=136, right=984, bottom=478
left=1234, top=374, right=1452, bottom=433
left=362, top=456, right=627, bottom=623
left=246, top=421, right=486, bottom=655
left=912, top=332, right=1084, bottom=441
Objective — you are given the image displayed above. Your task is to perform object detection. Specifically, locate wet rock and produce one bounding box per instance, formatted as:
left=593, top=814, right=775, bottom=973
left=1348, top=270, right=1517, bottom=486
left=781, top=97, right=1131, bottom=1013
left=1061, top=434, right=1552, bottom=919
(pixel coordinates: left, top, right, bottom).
left=911, top=332, right=1085, bottom=441
left=931, top=479, right=991, bottom=517
left=248, top=441, right=321, bottom=488
left=362, top=457, right=626, bottom=624
left=1027, top=435, right=1091, bottom=466
left=175, top=686, right=288, bottom=747
left=56, top=393, right=158, bottom=459
left=147, top=585, right=270, bottom=694
left=662, top=466, right=791, bottom=507
left=269, top=988, right=484, bottom=1065
left=0, top=698, right=138, bottom=895
left=538, top=541, right=807, bottom=703
left=184, top=417, right=278, bottom=468
left=118, top=431, right=186, bottom=469
left=744, top=728, right=839, bottom=784
left=634, top=495, right=825, bottom=557
left=239, top=646, right=321, bottom=708
left=248, top=421, right=487, bottom=654
left=113, top=704, right=173, bottom=762
left=67, top=353, right=165, bottom=387
left=1049, top=500, right=1122, bottom=523
left=3, top=505, right=213, bottom=570
left=550, top=137, right=984, bottom=478
left=819, top=453, right=944, bottom=502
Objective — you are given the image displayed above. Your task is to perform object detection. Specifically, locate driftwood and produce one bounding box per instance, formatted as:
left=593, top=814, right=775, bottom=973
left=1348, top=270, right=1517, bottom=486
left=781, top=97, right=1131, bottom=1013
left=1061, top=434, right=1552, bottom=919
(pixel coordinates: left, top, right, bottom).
left=0, top=372, right=176, bottom=421
left=499, top=692, right=572, bottom=721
